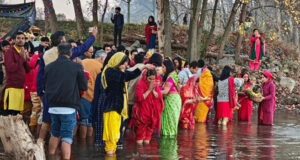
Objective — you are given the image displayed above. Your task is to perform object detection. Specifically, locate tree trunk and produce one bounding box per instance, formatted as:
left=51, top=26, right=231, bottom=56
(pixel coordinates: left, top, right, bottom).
left=202, top=0, right=219, bottom=58
left=196, top=0, right=208, bottom=59
left=0, top=115, right=45, bottom=160
left=92, top=0, right=99, bottom=41
left=92, top=0, right=98, bottom=26
left=100, top=0, right=108, bottom=45
left=127, top=0, right=131, bottom=23
left=42, top=0, right=58, bottom=33
left=157, top=0, right=172, bottom=57
left=218, top=0, right=241, bottom=61
left=187, top=0, right=201, bottom=61
left=72, top=0, right=86, bottom=38
left=235, top=2, right=248, bottom=64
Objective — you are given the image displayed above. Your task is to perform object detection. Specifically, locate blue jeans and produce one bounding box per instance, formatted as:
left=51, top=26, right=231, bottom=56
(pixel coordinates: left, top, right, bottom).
left=50, top=112, right=76, bottom=144
left=79, top=98, right=92, bottom=126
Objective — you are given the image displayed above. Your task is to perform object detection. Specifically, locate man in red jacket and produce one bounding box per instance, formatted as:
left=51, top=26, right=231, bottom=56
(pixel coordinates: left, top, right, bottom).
left=1, top=32, right=29, bottom=116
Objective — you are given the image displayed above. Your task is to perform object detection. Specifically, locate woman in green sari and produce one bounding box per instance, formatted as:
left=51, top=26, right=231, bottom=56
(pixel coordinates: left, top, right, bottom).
left=161, top=60, right=182, bottom=136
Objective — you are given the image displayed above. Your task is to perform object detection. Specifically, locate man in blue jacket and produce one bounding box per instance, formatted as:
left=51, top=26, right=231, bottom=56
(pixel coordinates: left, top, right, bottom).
left=36, top=27, right=97, bottom=144
left=111, top=7, right=124, bottom=46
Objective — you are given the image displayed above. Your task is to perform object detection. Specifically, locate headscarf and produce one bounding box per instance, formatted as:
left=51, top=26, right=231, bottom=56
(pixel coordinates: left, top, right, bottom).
left=101, top=52, right=127, bottom=89
left=263, top=71, right=273, bottom=80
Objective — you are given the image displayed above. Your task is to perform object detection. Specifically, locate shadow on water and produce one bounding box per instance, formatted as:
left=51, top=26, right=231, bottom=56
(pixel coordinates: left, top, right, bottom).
left=1, top=111, right=300, bottom=159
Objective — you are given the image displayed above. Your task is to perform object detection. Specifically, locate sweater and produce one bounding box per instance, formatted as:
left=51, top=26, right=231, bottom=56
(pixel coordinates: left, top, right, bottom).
left=4, top=46, right=30, bottom=88
left=44, top=56, right=88, bottom=109
left=82, top=59, right=102, bottom=102
left=104, top=67, right=141, bottom=114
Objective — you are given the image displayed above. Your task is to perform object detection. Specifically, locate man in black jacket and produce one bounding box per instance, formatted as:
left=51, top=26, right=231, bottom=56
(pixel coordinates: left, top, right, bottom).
left=44, top=43, right=87, bottom=160
left=111, top=7, right=124, bottom=46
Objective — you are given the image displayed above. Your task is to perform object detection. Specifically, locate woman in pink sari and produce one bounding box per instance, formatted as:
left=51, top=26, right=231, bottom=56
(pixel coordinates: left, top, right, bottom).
left=249, top=29, right=265, bottom=70
left=258, top=71, right=276, bottom=125
left=238, top=72, right=253, bottom=121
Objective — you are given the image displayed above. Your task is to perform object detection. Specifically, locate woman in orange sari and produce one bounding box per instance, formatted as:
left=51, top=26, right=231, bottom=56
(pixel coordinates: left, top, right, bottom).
left=194, top=67, right=214, bottom=123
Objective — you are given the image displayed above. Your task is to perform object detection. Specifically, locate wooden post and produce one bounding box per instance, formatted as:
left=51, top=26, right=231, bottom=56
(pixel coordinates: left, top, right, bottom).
left=0, top=115, right=45, bottom=160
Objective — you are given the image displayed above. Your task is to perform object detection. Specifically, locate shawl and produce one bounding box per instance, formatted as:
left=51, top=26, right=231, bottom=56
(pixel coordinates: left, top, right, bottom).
left=228, top=77, right=237, bottom=109
left=249, top=36, right=264, bottom=60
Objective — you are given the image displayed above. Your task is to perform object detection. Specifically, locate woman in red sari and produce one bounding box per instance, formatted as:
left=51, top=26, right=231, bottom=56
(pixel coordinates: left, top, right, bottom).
left=179, top=76, right=209, bottom=129
left=238, top=72, right=253, bottom=121
left=130, top=69, right=164, bottom=145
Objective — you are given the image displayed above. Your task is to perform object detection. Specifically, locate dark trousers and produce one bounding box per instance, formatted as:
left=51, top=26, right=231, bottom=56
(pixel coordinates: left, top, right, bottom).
left=114, top=28, right=123, bottom=46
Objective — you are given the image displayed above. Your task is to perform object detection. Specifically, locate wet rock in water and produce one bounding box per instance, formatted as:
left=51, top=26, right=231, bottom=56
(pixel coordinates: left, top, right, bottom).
left=280, top=77, right=296, bottom=93
left=224, top=44, right=235, bottom=54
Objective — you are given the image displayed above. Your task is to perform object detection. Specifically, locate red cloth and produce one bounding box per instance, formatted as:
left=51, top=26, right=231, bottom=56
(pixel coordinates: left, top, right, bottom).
left=130, top=72, right=164, bottom=140
left=145, top=24, right=157, bottom=45
left=129, top=60, right=135, bottom=67
left=238, top=83, right=253, bottom=121
left=4, top=46, right=29, bottom=88
left=263, top=71, right=273, bottom=80
left=179, top=76, right=199, bottom=129
left=258, top=80, right=276, bottom=125
left=228, top=77, right=236, bottom=109
left=80, top=71, right=90, bottom=95
left=27, top=54, right=40, bottom=93
left=215, top=102, right=232, bottom=123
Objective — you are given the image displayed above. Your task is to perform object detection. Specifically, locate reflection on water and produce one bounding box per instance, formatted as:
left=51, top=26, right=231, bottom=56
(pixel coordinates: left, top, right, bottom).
left=1, top=112, right=300, bottom=159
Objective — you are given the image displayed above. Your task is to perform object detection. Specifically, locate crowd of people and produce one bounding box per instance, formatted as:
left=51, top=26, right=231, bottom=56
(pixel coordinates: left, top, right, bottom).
left=0, top=7, right=277, bottom=160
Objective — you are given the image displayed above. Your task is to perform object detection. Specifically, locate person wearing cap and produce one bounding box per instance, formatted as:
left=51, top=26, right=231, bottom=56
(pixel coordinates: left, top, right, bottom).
left=78, top=49, right=103, bottom=140
left=258, top=71, right=276, bottom=125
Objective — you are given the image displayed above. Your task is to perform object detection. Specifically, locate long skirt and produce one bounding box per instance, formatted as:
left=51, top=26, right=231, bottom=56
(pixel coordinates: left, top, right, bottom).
left=238, top=97, right=253, bottom=121
left=194, top=102, right=210, bottom=123
left=215, top=102, right=232, bottom=123
left=179, top=103, right=196, bottom=129
left=161, top=93, right=181, bottom=136
left=103, top=111, right=121, bottom=152
left=258, top=105, right=274, bottom=125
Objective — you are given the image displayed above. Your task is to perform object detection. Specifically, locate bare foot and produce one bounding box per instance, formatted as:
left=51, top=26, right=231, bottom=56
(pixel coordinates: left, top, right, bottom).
left=144, top=140, right=150, bottom=145
left=136, top=140, right=143, bottom=145
left=106, top=150, right=115, bottom=156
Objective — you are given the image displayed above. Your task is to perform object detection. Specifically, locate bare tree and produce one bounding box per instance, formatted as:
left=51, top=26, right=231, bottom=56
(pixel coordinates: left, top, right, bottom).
left=218, top=0, right=241, bottom=61
left=100, top=0, right=108, bottom=45
left=72, top=0, right=86, bottom=38
left=202, top=0, right=219, bottom=58
left=197, top=0, right=208, bottom=58
left=42, top=0, right=58, bottom=33
left=235, top=2, right=248, bottom=64
left=92, top=0, right=98, bottom=26
left=157, top=0, right=172, bottom=57
left=57, top=13, right=67, bottom=21
left=122, top=0, right=132, bottom=23
left=187, top=0, right=201, bottom=61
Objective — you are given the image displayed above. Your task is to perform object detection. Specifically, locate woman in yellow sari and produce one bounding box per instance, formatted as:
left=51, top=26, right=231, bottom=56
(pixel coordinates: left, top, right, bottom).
left=194, top=67, right=214, bottom=123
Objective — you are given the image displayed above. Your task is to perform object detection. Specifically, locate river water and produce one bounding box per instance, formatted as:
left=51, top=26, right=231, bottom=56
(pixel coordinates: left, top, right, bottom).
left=1, top=111, right=300, bottom=160
left=69, top=111, right=300, bottom=160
